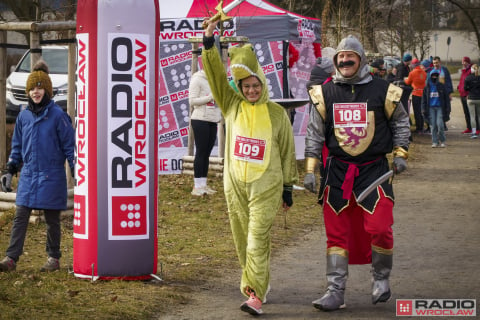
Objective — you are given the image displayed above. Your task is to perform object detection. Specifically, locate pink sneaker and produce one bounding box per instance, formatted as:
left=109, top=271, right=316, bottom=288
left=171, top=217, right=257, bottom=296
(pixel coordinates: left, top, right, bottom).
left=240, top=289, right=263, bottom=315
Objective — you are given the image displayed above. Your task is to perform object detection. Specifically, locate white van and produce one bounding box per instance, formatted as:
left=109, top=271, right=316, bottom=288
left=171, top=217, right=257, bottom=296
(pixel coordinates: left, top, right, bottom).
left=6, top=46, right=69, bottom=123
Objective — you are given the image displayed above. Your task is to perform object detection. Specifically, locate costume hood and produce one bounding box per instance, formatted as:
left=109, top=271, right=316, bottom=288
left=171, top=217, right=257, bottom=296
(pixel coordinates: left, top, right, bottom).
left=228, top=44, right=269, bottom=104
left=333, top=35, right=372, bottom=85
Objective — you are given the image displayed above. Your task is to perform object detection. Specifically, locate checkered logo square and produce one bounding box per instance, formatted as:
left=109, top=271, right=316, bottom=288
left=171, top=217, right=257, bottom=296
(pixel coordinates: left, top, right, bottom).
left=397, top=300, right=413, bottom=316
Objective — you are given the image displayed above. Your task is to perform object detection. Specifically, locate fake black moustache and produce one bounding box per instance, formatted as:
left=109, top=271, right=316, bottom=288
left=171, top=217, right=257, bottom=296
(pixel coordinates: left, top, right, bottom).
left=338, top=61, right=356, bottom=68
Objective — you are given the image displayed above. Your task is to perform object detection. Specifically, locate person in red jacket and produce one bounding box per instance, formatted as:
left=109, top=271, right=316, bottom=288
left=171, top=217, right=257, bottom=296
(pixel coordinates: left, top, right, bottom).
left=458, top=56, right=479, bottom=134
left=405, top=58, right=427, bottom=133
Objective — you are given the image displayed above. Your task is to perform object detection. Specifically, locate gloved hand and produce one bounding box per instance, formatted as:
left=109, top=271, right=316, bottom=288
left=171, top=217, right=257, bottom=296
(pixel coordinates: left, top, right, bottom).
left=70, top=166, right=75, bottom=178
left=6, top=161, right=18, bottom=175
left=303, top=173, right=317, bottom=193
left=282, top=185, right=293, bottom=208
left=1, top=173, right=13, bottom=192
left=393, top=157, right=407, bottom=174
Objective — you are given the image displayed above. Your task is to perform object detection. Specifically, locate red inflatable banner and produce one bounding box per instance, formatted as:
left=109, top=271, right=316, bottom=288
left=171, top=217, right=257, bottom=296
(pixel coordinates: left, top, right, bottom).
left=74, top=0, right=159, bottom=280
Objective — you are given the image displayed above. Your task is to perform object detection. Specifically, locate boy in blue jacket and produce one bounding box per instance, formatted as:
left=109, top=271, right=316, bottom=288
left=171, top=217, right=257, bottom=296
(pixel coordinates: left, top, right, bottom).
left=421, top=70, right=451, bottom=147
left=0, top=60, right=75, bottom=272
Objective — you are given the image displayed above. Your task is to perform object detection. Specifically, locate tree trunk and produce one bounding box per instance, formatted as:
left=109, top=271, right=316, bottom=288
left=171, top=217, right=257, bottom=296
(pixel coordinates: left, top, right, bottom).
left=321, top=0, right=332, bottom=48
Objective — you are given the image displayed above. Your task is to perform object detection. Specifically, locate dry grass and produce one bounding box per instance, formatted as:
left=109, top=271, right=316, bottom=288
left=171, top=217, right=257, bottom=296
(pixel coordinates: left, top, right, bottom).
left=0, top=160, right=321, bottom=319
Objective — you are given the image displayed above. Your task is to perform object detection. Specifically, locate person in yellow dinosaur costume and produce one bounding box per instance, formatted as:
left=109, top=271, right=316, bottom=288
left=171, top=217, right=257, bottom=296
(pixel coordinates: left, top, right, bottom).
left=201, top=19, right=298, bottom=315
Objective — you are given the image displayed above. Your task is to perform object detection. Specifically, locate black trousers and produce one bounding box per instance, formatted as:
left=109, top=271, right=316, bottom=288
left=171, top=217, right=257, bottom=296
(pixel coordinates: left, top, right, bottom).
left=412, top=95, right=424, bottom=131
left=191, top=119, right=218, bottom=178
left=6, top=206, right=61, bottom=261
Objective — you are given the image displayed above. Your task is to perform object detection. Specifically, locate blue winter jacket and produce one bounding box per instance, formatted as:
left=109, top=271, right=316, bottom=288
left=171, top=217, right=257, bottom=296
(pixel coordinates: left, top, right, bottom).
left=9, top=100, right=75, bottom=210
left=421, top=80, right=452, bottom=122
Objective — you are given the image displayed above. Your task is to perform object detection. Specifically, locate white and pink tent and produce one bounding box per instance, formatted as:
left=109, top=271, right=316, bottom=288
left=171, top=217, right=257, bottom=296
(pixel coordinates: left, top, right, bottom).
left=157, top=0, right=321, bottom=173
left=160, top=0, right=320, bottom=42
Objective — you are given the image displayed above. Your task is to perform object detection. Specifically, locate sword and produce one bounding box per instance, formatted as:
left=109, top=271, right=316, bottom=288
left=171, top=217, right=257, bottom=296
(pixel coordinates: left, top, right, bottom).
left=356, top=170, right=394, bottom=203
left=202, top=0, right=246, bottom=29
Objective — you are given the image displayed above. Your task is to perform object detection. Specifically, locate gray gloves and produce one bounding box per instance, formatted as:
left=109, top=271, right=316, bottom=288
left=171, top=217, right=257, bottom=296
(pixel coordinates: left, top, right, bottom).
left=393, top=157, right=407, bottom=174
left=303, top=173, right=317, bottom=193
left=1, top=161, right=19, bottom=192
left=1, top=173, right=13, bottom=192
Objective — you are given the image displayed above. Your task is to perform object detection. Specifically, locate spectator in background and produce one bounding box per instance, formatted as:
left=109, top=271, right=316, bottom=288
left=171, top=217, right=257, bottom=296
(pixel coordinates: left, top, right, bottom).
left=307, top=56, right=335, bottom=90
left=395, top=53, right=413, bottom=116
left=464, top=64, right=480, bottom=139
left=405, top=58, right=427, bottom=134
left=188, top=69, right=223, bottom=196
left=421, top=59, right=433, bottom=73
left=430, top=56, right=453, bottom=97
left=0, top=60, right=75, bottom=273
left=370, top=59, right=385, bottom=78
left=420, top=60, right=433, bottom=133
left=386, top=64, right=397, bottom=83
left=430, top=56, right=453, bottom=130
left=458, top=57, right=478, bottom=135
left=422, top=70, right=451, bottom=148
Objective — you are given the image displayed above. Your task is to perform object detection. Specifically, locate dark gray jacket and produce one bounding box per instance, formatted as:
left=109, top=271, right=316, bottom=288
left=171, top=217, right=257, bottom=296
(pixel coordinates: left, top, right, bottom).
left=464, top=74, right=480, bottom=100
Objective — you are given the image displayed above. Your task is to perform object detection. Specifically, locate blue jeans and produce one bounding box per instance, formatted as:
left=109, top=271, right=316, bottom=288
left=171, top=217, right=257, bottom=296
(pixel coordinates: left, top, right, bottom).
left=429, top=107, right=445, bottom=144
left=6, top=206, right=62, bottom=262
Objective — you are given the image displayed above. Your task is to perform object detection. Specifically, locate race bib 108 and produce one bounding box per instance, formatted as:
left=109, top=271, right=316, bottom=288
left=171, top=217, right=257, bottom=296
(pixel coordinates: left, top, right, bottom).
left=333, top=102, right=368, bottom=128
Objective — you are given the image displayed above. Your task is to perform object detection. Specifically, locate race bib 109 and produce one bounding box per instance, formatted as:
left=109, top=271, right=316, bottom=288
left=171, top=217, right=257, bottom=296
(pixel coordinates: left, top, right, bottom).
left=234, top=135, right=266, bottom=163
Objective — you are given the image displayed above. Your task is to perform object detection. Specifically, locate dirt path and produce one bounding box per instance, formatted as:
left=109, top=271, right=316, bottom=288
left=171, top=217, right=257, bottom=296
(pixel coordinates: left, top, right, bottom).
left=158, top=97, right=480, bottom=320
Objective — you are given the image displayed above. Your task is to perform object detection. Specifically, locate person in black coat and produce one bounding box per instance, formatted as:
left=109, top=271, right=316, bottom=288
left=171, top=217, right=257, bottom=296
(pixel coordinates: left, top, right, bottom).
left=464, top=64, right=480, bottom=138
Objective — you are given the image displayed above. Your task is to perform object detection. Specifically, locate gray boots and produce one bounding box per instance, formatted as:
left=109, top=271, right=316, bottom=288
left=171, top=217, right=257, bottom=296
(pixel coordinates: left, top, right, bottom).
left=371, top=250, right=392, bottom=304
left=313, top=250, right=393, bottom=311
left=312, top=254, right=348, bottom=311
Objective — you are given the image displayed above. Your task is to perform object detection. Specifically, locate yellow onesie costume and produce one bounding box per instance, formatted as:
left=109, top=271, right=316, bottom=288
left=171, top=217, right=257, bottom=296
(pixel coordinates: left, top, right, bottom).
left=202, top=42, right=298, bottom=301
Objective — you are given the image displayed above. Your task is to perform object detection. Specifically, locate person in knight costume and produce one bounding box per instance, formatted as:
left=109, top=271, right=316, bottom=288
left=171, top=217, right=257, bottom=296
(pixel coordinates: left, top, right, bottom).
left=201, top=19, right=298, bottom=315
left=304, top=35, right=410, bottom=311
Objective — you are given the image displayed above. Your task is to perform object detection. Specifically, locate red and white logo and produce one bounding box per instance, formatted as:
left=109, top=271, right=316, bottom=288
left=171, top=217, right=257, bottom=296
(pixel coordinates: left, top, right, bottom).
left=397, top=299, right=476, bottom=317
left=110, top=196, right=148, bottom=238
left=397, top=300, right=413, bottom=316
left=73, top=195, right=88, bottom=239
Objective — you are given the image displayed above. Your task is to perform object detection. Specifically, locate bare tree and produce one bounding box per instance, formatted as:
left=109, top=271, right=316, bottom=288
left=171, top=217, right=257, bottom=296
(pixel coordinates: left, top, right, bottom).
left=446, top=0, right=480, bottom=51
left=321, top=0, right=332, bottom=47
left=0, top=0, right=76, bottom=43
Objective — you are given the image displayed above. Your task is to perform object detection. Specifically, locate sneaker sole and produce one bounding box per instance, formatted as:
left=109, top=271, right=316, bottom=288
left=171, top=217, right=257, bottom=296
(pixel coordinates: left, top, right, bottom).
left=240, top=303, right=263, bottom=315
left=372, top=290, right=392, bottom=304
left=312, top=302, right=346, bottom=311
